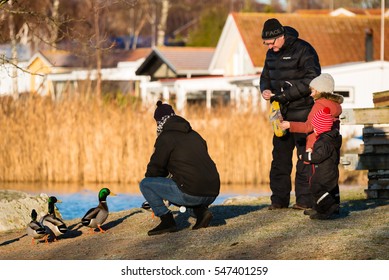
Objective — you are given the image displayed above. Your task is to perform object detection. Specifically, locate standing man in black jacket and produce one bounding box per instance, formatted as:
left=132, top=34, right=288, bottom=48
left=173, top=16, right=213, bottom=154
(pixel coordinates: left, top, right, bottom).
left=140, top=101, right=220, bottom=236
left=260, top=18, right=321, bottom=210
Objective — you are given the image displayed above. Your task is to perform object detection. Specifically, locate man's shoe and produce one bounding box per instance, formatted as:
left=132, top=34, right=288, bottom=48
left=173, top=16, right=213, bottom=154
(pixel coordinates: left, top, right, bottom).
left=292, top=204, right=310, bottom=210
left=192, top=207, right=213, bottom=230
left=268, top=204, right=285, bottom=210
left=148, top=212, right=177, bottom=236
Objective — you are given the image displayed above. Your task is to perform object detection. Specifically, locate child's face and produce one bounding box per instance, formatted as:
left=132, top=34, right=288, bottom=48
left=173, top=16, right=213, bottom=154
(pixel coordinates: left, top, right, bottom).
left=310, top=88, right=318, bottom=98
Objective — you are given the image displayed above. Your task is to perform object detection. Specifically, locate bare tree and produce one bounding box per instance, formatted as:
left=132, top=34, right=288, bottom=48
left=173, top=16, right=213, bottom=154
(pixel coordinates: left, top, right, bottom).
left=7, top=0, right=18, bottom=100
left=93, top=1, right=103, bottom=99
left=0, top=0, right=72, bottom=99
left=157, top=0, right=169, bottom=46
left=51, top=0, right=60, bottom=49
left=119, top=0, right=152, bottom=50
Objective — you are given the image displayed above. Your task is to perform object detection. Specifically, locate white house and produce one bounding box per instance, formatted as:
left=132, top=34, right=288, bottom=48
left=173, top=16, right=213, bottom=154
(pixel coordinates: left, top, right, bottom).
left=323, top=60, right=389, bottom=142
left=0, top=62, right=30, bottom=96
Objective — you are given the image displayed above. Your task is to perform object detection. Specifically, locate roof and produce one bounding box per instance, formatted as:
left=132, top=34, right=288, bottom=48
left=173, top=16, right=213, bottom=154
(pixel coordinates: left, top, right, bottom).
left=32, top=48, right=152, bottom=69
left=39, top=50, right=87, bottom=68
left=232, top=13, right=389, bottom=67
left=101, top=48, right=152, bottom=67
left=136, top=47, right=215, bottom=77
left=295, top=8, right=389, bottom=17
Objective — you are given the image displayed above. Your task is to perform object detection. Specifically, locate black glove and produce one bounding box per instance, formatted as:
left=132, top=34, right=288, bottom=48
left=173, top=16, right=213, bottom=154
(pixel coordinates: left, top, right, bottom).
left=272, top=93, right=289, bottom=104
left=282, top=81, right=293, bottom=91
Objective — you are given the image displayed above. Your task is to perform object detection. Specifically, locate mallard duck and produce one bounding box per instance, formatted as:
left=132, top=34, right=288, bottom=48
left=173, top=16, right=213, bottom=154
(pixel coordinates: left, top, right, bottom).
left=26, top=209, right=48, bottom=244
left=40, top=196, right=68, bottom=241
left=81, top=187, right=116, bottom=233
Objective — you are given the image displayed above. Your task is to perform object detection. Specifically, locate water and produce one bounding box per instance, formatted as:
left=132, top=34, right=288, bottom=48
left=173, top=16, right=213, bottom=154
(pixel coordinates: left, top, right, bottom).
left=1, top=183, right=270, bottom=220
left=54, top=191, right=240, bottom=220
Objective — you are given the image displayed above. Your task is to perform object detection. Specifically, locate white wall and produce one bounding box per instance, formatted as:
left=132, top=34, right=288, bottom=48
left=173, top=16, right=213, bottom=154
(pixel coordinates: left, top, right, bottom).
left=0, top=62, right=30, bottom=95
left=324, top=61, right=389, bottom=142
left=209, top=15, right=256, bottom=76
left=325, top=61, right=389, bottom=109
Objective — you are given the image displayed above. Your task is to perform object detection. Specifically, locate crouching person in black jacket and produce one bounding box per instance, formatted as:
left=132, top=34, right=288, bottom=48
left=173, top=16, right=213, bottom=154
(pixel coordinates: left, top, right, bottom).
left=140, top=101, right=220, bottom=236
left=299, top=107, right=342, bottom=220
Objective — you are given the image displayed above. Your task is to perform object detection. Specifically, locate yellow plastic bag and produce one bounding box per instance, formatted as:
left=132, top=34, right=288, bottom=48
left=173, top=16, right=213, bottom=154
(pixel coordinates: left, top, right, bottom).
left=269, top=101, right=287, bottom=137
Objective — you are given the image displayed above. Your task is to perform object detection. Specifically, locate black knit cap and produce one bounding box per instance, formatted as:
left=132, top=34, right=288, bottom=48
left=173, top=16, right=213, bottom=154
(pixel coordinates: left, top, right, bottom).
left=262, top=18, right=285, bottom=39
left=153, top=100, right=175, bottom=122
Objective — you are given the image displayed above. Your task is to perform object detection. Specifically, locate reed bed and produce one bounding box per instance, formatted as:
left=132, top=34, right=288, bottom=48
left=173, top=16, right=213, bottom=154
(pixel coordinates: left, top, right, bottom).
left=0, top=96, right=364, bottom=186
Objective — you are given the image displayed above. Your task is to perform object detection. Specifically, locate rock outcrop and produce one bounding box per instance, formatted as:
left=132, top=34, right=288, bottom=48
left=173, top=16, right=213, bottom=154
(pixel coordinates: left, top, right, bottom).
left=0, top=190, right=58, bottom=232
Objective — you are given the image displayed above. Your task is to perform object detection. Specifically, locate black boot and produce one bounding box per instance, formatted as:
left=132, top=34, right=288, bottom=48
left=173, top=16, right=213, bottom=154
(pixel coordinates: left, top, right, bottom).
left=192, top=206, right=213, bottom=230
left=304, top=208, right=317, bottom=216
left=310, top=193, right=339, bottom=220
left=306, top=206, right=340, bottom=216
left=148, top=212, right=177, bottom=236
left=310, top=204, right=339, bottom=220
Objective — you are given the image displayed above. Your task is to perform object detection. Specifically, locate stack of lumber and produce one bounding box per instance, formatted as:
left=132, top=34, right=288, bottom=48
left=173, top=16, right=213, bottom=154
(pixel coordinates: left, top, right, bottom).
left=340, top=105, right=389, bottom=199
left=373, top=90, right=389, bottom=107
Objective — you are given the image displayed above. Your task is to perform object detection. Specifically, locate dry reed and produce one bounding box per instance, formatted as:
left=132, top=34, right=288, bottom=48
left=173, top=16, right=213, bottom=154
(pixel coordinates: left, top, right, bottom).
left=0, top=96, right=364, bottom=186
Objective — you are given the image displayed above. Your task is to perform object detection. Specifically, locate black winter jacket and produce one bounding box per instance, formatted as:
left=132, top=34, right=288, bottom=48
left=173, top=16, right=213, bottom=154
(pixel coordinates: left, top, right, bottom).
left=145, top=116, right=220, bottom=197
left=301, top=129, right=342, bottom=193
left=260, top=26, right=321, bottom=122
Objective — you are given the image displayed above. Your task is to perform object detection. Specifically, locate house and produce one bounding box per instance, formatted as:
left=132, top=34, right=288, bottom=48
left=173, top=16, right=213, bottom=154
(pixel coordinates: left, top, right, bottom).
left=0, top=44, right=32, bottom=96
left=136, top=46, right=222, bottom=106
left=0, top=62, right=30, bottom=96
left=295, top=7, right=389, bottom=17
left=27, top=50, right=87, bottom=96
left=322, top=60, right=389, bottom=140
left=210, top=12, right=389, bottom=76
left=26, top=48, right=152, bottom=99
left=136, top=47, right=215, bottom=80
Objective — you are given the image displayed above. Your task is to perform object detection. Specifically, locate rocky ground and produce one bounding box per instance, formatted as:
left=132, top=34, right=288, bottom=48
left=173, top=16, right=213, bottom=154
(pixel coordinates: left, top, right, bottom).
left=0, top=187, right=388, bottom=260
left=0, top=190, right=51, bottom=231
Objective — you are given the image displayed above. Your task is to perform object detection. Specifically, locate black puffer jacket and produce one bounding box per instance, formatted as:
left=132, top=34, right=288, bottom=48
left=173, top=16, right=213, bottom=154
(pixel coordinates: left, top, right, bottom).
left=301, top=129, right=342, bottom=192
left=145, top=116, right=220, bottom=197
left=260, top=26, right=321, bottom=122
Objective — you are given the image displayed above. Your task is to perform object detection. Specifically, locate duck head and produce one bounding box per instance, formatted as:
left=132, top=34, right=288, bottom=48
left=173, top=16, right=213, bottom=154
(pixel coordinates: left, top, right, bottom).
left=31, top=209, right=38, bottom=221
left=48, top=196, right=62, bottom=215
left=98, top=188, right=116, bottom=202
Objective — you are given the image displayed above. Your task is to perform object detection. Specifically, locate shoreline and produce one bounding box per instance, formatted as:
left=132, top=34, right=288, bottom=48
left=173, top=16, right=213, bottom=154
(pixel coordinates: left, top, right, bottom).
left=0, top=184, right=388, bottom=260
left=0, top=184, right=368, bottom=231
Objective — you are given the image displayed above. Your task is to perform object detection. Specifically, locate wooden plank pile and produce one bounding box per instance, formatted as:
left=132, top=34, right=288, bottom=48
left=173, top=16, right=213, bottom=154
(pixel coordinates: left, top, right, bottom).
left=373, top=90, right=389, bottom=107
left=340, top=93, right=389, bottom=199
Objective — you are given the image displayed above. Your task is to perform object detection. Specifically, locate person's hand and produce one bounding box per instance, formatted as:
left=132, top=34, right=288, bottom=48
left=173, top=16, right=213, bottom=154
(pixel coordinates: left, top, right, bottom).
left=279, top=121, right=290, bottom=130
left=272, top=93, right=288, bottom=104
left=306, top=148, right=312, bottom=153
left=261, top=89, right=273, bottom=100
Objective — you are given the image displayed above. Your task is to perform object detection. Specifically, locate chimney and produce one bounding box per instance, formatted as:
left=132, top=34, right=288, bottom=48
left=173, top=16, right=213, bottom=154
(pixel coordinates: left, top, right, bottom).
left=365, top=28, right=373, bottom=62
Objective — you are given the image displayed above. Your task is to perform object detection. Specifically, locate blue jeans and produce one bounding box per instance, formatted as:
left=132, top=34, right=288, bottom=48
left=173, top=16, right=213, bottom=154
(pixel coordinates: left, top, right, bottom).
left=139, top=177, right=216, bottom=217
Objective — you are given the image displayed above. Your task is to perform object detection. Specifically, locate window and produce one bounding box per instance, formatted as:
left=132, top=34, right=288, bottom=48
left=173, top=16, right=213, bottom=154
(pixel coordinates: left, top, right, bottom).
left=334, top=87, right=354, bottom=103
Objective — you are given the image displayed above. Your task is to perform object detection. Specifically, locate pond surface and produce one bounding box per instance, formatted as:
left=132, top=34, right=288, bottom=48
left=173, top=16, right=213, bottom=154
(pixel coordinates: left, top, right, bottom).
left=0, top=182, right=270, bottom=220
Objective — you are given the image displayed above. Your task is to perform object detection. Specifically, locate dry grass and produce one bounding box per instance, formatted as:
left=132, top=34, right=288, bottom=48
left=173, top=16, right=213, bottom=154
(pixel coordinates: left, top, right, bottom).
left=0, top=96, right=365, bottom=185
